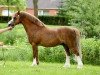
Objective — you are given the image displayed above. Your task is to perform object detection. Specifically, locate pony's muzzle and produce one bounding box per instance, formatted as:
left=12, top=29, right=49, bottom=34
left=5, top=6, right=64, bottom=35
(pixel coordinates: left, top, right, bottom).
left=8, top=22, right=14, bottom=28
left=8, top=20, right=14, bottom=27
left=8, top=23, right=13, bottom=27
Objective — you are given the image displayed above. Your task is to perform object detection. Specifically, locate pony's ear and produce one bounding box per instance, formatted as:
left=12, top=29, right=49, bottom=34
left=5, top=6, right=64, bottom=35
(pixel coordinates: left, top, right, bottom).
left=17, top=11, right=20, bottom=15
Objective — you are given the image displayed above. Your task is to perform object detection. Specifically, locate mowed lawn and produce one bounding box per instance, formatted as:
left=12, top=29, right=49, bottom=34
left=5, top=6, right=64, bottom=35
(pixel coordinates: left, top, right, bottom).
left=0, top=61, right=99, bottom=75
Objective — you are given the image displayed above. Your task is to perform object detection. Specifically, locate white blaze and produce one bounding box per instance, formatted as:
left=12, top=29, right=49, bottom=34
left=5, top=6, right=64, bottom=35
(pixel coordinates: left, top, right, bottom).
left=8, top=18, right=14, bottom=25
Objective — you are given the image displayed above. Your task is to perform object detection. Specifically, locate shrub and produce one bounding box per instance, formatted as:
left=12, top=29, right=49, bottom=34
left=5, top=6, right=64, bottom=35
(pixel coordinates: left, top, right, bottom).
left=39, top=46, right=65, bottom=63
left=81, top=38, right=100, bottom=65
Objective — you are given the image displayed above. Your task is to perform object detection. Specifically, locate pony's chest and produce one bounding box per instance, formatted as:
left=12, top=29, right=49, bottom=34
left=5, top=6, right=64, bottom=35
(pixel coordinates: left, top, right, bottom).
left=28, top=34, right=41, bottom=44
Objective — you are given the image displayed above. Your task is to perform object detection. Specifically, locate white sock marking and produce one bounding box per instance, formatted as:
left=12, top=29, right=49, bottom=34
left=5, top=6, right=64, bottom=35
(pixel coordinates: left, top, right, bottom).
left=63, top=55, right=70, bottom=68
left=76, top=56, right=83, bottom=69
left=31, top=58, right=37, bottom=66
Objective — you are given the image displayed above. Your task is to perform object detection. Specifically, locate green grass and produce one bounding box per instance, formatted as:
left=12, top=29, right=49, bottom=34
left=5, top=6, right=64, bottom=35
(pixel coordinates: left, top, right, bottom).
left=0, top=61, right=99, bottom=75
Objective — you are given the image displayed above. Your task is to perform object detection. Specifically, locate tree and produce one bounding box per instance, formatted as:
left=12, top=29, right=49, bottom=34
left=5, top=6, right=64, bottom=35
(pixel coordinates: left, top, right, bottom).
left=0, top=0, right=26, bottom=20
left=33, top=0, right=38, bottom=17
left=0, top=0, right=26, bottom=21
left=58, top=0, right=100, bottom=38
left=57, top=0, right=66, bottom=16
left=0, top=0, right=26, bottom=10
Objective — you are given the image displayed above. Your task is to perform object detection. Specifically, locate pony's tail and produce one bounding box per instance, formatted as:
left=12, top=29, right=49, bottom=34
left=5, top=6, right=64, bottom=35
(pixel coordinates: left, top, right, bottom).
left=74, top=29, right=82, bottom=59
left=77, top=35, right=82, bottom=59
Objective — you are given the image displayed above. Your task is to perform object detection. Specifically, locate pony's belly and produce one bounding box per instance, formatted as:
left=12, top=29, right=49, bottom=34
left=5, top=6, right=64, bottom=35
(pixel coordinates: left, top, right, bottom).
left=40, top=43, right=60, bottom=47
left=40, top=40, right=61, bottom=47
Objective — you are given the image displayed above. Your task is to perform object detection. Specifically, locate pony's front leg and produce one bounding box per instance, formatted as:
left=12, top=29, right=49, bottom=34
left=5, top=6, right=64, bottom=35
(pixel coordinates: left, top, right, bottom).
left=31, top=43, right=39, bottom=66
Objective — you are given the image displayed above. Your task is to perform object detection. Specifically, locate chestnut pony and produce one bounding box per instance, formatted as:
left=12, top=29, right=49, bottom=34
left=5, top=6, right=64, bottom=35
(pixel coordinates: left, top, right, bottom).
left=8, top=11, right=83, bottom=68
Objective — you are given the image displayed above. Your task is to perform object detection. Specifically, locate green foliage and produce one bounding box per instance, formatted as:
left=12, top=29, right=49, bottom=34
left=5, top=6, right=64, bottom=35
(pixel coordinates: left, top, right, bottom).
left=58, top=0, right=100, bottom=38
left=0, top=24, right=26, bottom=45
left=0, top=0, right=26, bottom=10
left=39, top=46, right=65, bottom=63
left=81, top=38, right=100, bottom=65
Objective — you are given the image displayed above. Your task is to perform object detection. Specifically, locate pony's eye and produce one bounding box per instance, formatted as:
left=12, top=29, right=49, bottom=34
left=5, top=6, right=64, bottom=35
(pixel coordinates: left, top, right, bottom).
left=13, top=17, right=16, bottom=20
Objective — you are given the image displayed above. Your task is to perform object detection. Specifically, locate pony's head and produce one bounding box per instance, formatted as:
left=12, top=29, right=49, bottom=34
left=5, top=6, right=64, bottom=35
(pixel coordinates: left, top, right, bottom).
left=8, top=11, right=21, bottom=28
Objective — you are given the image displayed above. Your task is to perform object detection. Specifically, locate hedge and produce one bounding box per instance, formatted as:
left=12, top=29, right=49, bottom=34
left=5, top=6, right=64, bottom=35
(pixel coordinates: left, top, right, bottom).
left=0, top=16, right=11, bottom=23
left=39, top=16, right=69, bottom=25
left=0, top=16, right=69, bottom=25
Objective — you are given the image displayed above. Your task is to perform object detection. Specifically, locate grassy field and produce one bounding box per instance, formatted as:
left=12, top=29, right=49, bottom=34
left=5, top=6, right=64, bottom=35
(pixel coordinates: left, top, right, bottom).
left=0, top=61, right=99, bottom=75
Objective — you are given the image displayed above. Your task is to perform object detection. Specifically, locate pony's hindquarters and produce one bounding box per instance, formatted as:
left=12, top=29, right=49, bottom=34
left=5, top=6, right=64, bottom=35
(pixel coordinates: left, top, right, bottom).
left=63, top=28, right=83, bottom=68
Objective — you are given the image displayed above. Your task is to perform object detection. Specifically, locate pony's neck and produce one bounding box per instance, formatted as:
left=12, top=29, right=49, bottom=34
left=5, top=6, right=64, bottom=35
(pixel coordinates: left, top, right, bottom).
left=21, top=18, right=44, bottom=36
left=20, top=12, right=46, bottom=36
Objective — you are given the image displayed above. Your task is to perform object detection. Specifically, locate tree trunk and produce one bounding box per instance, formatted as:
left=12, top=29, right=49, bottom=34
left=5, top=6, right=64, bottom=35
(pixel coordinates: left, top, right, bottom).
left=33, top=0, right=38, bottom=17
left=7, top=0, right=10, bottom=20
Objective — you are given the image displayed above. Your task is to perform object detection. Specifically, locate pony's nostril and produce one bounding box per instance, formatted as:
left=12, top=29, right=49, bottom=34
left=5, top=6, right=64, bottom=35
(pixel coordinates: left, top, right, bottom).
left=8, top=24, right=14, bottom=28
left=8, top=24, right=11, bottom=27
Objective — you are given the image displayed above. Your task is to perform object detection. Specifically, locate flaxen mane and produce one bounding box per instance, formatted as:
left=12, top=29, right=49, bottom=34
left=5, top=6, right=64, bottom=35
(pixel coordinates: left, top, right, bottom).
left=20, top=11, right=45, bottom=27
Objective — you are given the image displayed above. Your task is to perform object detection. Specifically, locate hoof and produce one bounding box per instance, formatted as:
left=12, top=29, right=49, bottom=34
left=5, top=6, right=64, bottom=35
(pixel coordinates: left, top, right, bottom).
left=31, top=63, right=38, bottom=67
left=77, top=65, right=83, bottom=69
left=63, top=64, right=70, bottom=68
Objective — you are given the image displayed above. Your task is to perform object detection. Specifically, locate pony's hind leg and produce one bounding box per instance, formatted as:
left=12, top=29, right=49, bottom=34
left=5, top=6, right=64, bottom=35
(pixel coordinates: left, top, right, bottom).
left=72, top=47, right=83, bottom=69
left=62, top=44, right=70, bottom=68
